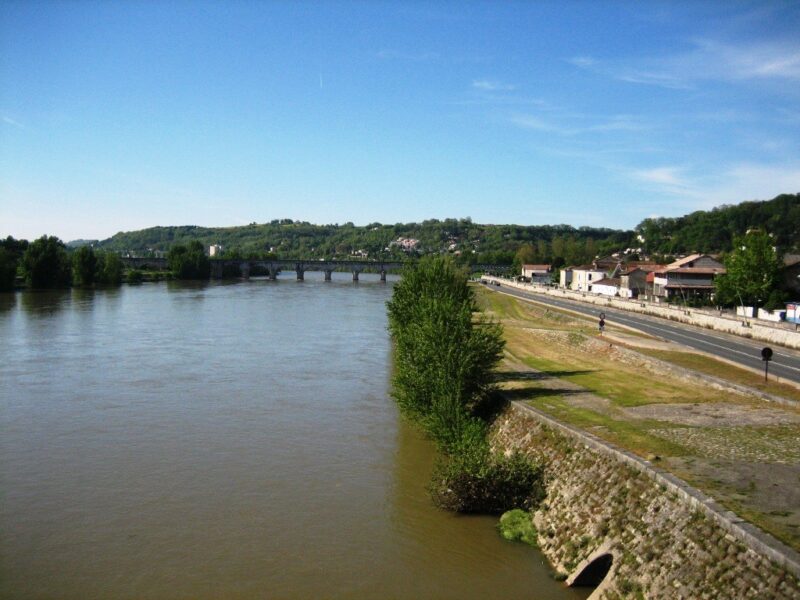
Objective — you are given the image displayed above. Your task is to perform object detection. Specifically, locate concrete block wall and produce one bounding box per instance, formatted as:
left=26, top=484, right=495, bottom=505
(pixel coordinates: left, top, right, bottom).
left=490, top=402, right=800, bottom=599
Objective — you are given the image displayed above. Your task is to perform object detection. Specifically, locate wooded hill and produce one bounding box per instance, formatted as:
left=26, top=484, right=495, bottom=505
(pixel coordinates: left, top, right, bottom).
left=93, top=193, right=799, bottom=263
left=636, top=193, right=799, bottom=256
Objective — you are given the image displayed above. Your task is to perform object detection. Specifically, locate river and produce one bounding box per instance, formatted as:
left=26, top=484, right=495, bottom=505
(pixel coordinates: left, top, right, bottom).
left=0, top=273, right=586, bottom=599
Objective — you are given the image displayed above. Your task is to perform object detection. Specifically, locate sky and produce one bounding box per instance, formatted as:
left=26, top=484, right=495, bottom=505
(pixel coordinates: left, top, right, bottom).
left=1, top=1, right=799, bottom=242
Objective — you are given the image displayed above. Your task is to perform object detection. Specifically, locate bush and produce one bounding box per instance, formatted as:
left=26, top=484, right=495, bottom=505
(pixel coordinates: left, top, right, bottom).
left=498, top=509, right=538, bottom=546
left=127, top=269, right=144, bottom=284
left=429, top=448, right=545, bottom=514
left=167, top=241, right=210, bottom=280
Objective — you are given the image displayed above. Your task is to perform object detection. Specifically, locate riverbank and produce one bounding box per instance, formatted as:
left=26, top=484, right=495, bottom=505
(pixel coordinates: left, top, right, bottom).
left=490, top=401, right=800, bottom=598
left=476, top=285, right=800, bottom=557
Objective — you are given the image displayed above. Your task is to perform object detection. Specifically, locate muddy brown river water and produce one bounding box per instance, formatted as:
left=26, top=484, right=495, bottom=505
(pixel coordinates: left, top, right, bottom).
left=0, top=274, right=586, bottom=599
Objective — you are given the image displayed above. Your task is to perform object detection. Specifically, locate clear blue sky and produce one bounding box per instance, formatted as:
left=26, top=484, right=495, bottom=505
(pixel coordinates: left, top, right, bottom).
left=1, top=1, right=799, bottom=242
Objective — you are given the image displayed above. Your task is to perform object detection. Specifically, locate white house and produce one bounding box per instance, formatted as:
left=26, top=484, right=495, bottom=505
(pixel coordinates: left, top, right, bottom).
left=521, top=264, right=551, bottom=283
left=569, top=264, right=607, bottom=292
left=592, top=277, right=621, bottom=297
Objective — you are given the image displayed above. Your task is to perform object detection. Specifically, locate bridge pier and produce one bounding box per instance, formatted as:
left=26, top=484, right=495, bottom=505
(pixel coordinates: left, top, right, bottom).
left=296, top=269, right=304, bottom=281
left=352, top=268, right=362, bottom=282
left=324, top=270, right=333, bottom=281
left=267, top=263, right=279, bottom=280
left=239, top=262, right=251, bottom=279
left=380, top=270, right=386, bottom=283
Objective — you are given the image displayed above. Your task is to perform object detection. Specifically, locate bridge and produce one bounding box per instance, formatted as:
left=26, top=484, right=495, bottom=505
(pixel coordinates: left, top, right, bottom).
left=120, top=257, right=511, bottom=281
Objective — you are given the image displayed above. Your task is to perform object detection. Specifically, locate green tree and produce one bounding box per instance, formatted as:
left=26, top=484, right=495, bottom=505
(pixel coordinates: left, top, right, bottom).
left=0, top=248, right=18, bottom=291
left=387, top=256, right=504, bottom=448
left=72, top=246, right=97, bottom=287
left=715, top=230, right=781, bottom=310
left=95, top=251, right=123, bottom=285
left=0, top=236, right=28, bottom=291
left=21, top=236, right=72, bottom=289
left=512, top=244, right=536, bottom=276
left=167, top=241, right=210, bottom=280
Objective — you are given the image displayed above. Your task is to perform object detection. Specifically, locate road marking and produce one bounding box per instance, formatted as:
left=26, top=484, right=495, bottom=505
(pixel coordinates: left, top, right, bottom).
left=493, top=286, right=800, bottom=378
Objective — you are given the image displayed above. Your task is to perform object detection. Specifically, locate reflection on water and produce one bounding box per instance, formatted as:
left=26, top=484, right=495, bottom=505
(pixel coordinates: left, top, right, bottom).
left=0, top=292, right=16, bottom=313
left=0, top=274, right=583, bottom=599
left=19, top=288, right=72, bottom=315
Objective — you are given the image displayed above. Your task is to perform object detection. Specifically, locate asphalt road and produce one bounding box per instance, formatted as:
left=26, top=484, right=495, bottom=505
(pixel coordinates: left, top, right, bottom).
left=486, top=283, right=800, bottom=387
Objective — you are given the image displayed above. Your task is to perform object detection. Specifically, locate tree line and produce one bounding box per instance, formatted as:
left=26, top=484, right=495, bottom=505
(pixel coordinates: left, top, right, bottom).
left=0, top=236, right=216, bottom=290
left=387, top=256, right=544, bottom=513
left=0, top=236, right=124, bottom=291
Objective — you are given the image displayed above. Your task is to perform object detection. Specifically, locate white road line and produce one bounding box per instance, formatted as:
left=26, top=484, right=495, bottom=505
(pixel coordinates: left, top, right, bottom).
left=500, top=287, right=800, bottom=376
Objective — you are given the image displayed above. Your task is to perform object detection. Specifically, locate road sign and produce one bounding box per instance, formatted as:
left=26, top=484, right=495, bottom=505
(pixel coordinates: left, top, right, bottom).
left=762, top=347, right=773, bottom=381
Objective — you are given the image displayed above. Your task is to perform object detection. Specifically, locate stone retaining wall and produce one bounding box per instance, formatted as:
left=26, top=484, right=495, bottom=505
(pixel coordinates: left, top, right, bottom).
left=490, top=402, right=800, bottom=599
left=483, top=277, right=800, bottom=350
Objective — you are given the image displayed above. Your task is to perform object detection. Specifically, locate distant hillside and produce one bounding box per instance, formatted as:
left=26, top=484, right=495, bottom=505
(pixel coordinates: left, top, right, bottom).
left=97, top=218, right=631, bottom=266
left=96, top=193, right=799, bottom=265
left=635, top=193, right=799, bottom=255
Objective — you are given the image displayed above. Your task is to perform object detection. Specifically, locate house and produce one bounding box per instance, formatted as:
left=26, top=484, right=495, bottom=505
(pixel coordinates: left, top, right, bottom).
left=209, top=244, right=223, bottom=257
left=592, top=277, right=621, bottom=297
left=560, top=268, right=573, bottom=288
left=619, top=263, right=662, bottom=298
left=521, top=264, right=551, bottom=283
left=569, top=264, right=607, bottom=292
left=651, top=254, right=725, bottom=300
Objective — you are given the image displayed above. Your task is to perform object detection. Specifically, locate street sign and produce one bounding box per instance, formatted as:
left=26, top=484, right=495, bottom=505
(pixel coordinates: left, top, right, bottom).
left=762, top=347, right=773, bottom=381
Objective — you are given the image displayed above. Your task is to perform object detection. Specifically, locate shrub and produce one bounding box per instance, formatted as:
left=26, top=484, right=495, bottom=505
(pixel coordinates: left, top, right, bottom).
left=127, top=269, right=144, bottom=284
left=498, top=509, right=538, bottom=546
left=429, top=448, right=545, bottom=514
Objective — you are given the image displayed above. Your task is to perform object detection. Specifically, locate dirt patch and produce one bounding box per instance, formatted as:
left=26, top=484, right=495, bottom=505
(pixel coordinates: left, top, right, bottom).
left=603, top=331, right=684, bottom=351
left=650, top=424, right=800, bottom=464
left=628, top=402, right=800, bottom=427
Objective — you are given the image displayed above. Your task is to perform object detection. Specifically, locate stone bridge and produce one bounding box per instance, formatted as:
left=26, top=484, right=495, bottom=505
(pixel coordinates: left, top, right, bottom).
left=120, top=257, right=510, bottom=281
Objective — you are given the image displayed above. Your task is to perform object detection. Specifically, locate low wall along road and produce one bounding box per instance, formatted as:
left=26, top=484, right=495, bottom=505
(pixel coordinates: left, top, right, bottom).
left=481, top=277, right=800, bottom=350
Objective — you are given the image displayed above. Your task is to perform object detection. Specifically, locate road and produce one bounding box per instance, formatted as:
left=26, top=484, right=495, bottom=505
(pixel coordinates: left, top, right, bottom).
left=486, top=283, right=800, bottom=387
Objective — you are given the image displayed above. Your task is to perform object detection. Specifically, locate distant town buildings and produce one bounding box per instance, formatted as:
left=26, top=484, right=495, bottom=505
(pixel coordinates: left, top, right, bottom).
left=209, top=244, right=224, bottom=257
left=387, top=237, right=420, bottom=252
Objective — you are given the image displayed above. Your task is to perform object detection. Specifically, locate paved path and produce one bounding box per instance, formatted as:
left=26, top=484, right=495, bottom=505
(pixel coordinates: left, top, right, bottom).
left=488, top=283, right=800, bottom=387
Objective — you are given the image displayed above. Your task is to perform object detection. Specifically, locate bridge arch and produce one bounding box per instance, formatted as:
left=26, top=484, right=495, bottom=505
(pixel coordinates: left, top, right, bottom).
left=566, top=543, right=616, bottom=598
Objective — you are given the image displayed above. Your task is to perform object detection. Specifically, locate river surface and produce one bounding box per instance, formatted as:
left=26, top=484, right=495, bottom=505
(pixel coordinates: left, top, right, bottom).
left=0, top=273, right=586, bottom=599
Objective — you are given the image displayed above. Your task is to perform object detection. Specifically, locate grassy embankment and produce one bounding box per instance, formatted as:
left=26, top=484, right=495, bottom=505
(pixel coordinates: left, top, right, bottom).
left=477, top=285, right=800, bottom=552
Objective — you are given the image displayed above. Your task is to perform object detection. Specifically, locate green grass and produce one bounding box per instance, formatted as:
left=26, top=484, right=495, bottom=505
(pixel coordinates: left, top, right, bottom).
left=638, top=349, right=800, bottom=403
left=510, top=344, right=729, bottom=408
left=530, top=394, right=691, bottom=458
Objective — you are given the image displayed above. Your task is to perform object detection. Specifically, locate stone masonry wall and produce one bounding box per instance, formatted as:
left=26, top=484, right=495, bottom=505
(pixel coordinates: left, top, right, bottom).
left=490, top=402, right=800, bottom=599
left=483, top=277, right=800, bottom=351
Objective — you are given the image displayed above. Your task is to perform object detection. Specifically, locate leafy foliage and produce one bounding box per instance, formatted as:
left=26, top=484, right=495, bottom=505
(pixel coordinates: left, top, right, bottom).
left=0, top=248, right=17, bottom=291
left=95, top=218, right=629, bottom=266
left=636, top=193, right=800, bottom=256
left=430, top=450, right=546, bottom=514
left=72, top=246, right=97, bottom=287
left=498, top=509, right=538, bottom=545
left=387, top=256, right=544, bottom=514
left=714, top=230, right=782, bottom=309
left=21, top=236, right=72, bottom=289
left=387, top=256, right=504, bottom=444
left=95, top=251, right=124, bottom=285
left=167, top=241, right=210, bottom=280
left=0, top=236, right=28, bottom=291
